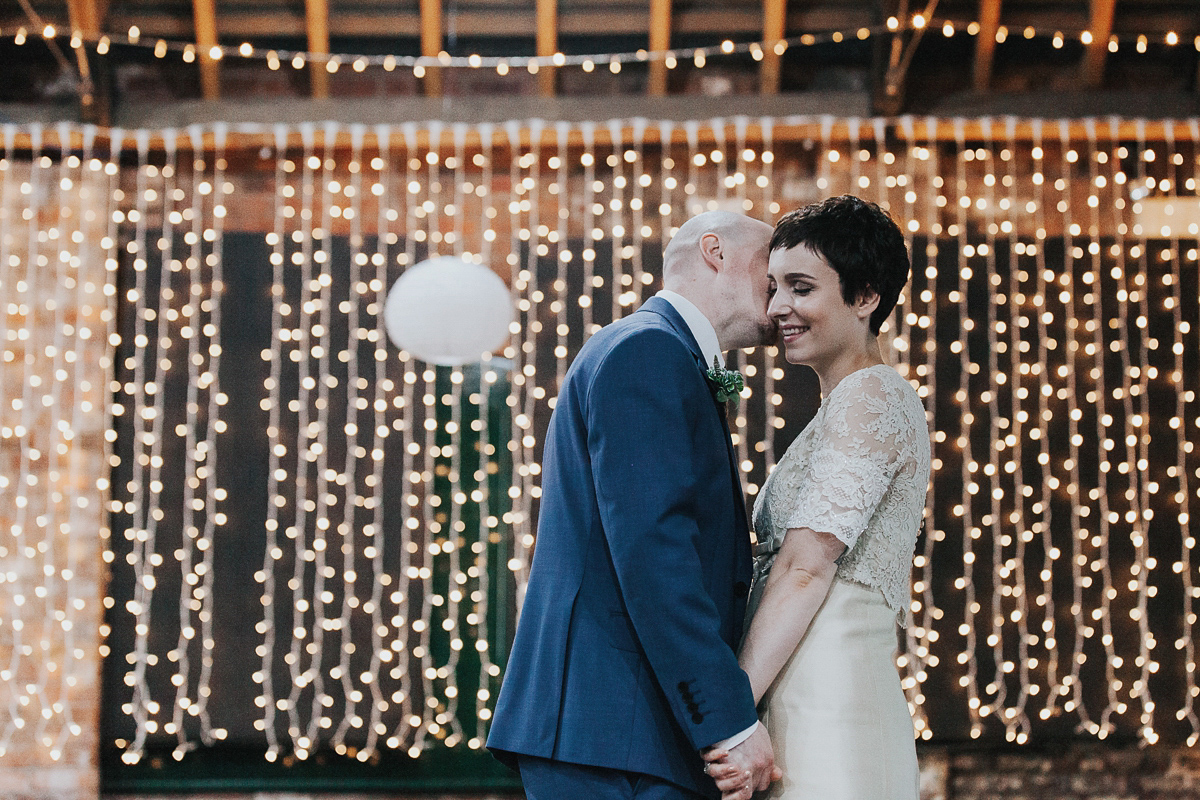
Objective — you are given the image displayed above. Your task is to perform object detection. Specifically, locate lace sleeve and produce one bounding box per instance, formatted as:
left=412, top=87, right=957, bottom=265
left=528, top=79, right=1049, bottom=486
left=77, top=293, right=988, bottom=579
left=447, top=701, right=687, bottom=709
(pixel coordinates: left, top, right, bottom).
left=782, top=370, right=912, bottom=553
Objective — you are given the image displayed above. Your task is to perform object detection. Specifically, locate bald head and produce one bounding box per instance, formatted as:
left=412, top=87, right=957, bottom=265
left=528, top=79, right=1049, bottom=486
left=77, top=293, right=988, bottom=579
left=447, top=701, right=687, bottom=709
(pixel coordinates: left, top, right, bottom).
left=658, top=211, right=775, bottom=352
left=662, top=211, right=770, bottom=285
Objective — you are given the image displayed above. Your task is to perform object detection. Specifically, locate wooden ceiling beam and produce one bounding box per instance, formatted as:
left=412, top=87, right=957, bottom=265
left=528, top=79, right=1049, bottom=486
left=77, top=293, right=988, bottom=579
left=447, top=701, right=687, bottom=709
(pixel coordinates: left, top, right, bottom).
left=192, top=0, right=220, bottom=100
left=973, top=0, right=1003, bottom=92
left=21, top=119, right=1199, bottom=157
left=71, top=0, right=102, bottom=34
left=304, top=0, right=331, bottom=98
left=876, top=0, right=909, bottom=115
left=1081, top=0, right=1117, bottom=89
left=647, top=0, right=672, bottom=96
left=64, top=0, right=101, bottom=118
left=420, top=0, right=443, bottom=97
left=760, top=0, right=787, bottom=95
left=102, top=8, right=856, bottom=39
left=536, top=0, right=558, bottom=97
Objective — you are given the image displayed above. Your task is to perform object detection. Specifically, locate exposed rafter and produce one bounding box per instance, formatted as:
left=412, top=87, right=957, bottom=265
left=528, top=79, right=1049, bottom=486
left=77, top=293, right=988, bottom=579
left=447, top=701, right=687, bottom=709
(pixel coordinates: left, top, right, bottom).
left=878, top=0, right=940, bottom=114
left=420, top=0, right=443, bottom=97
left=973, top=0, right=1003, bottom=91
left=647, top=0, right=672, bottom=96
left=760, top=0, right=787, bottom=95
left=1081, top=0, right=1117, bottom=89
left=536, top=0, right=557, bottom=97
left=304, top=0, right=330, bottom=98
left=191, top=0, right=220, bottom=100
left=64, top=0, right=100, bottom=117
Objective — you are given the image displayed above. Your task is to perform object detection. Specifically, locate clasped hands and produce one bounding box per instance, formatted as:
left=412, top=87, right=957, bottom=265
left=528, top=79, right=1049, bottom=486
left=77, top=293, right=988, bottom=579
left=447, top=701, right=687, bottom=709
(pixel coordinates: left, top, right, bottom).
left=701, top=722, right=782, bottom=800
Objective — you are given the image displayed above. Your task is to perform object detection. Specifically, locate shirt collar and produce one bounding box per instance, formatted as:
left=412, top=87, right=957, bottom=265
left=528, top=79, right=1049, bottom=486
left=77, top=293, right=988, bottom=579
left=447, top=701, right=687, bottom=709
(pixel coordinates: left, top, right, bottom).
left=655, top=290, right=725, bottom=370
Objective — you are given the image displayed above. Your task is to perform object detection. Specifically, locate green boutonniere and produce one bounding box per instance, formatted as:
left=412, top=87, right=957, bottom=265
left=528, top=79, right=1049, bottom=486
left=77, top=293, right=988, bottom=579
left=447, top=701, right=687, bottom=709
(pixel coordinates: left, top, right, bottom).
left=705, top=356, right=744, bottom=403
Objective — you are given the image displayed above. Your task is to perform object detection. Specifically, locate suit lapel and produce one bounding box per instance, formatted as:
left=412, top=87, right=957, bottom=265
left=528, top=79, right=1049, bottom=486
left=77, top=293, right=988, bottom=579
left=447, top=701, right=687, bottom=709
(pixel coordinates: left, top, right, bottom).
left=636, top=297, right=750, bottom=536
left=636, top=296, right=705, bottom=363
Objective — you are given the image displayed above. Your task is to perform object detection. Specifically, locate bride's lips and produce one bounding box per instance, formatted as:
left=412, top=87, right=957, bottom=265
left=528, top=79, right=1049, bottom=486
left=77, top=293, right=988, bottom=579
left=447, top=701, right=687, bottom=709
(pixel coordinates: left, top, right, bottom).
left=779, top=324, right=808, bottom=343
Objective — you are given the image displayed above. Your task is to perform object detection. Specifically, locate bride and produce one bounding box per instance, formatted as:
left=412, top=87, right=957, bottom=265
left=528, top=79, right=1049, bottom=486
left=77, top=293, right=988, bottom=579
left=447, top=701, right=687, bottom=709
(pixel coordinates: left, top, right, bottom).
left=704, top=195, right=930, bottom=800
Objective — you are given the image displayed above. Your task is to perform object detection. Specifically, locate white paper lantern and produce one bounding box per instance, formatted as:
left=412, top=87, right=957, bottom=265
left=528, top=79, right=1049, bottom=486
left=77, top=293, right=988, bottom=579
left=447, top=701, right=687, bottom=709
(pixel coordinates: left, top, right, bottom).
left=383, top=256, right=515, bottom=366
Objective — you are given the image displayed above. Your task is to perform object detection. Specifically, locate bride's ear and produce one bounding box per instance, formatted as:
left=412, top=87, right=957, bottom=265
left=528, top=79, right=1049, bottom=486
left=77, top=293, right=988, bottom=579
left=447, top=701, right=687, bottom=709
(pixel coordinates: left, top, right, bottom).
left=855, top=288, right=880, bottom=320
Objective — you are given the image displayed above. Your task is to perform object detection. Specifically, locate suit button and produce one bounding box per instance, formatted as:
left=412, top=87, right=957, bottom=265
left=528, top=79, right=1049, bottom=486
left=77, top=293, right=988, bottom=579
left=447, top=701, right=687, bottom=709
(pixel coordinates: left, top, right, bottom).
left=678, top=681, right=689, bottom=692
left=692, top=713, right=704, bottom=724
left=733, top=581, right=749, bottom=598
left=687, top=702, right=699, bottom=713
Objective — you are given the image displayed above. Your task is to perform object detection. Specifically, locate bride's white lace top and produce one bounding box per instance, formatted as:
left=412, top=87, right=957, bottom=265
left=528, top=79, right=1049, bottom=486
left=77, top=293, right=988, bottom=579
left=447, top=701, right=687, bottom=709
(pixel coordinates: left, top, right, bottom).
left=750, top=364, right=931, bottom=625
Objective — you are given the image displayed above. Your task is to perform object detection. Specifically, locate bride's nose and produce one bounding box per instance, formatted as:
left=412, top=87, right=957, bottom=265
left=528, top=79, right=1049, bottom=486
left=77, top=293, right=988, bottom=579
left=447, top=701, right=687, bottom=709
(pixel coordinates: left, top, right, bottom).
left=767, top=292, right=788, bottom=320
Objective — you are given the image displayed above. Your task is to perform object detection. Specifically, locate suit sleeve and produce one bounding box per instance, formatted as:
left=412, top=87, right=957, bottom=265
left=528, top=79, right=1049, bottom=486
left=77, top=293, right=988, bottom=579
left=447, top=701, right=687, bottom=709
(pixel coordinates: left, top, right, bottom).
left=585, top=329, right=758, bottom=750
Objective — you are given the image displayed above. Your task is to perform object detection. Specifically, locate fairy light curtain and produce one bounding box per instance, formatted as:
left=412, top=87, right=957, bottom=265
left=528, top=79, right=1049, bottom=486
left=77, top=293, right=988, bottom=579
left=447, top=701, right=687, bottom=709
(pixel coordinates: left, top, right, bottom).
left=1, top=116, right=1198, bottom=771
left=0, top=124, right=118, bottom=766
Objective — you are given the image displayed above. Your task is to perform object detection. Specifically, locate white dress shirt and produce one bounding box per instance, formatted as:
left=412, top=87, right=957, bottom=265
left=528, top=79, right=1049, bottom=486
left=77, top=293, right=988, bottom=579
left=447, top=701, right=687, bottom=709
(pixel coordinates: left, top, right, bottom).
left=656, top=290, right=725, bottom=370
left=654, top=290, right=759, bottom=752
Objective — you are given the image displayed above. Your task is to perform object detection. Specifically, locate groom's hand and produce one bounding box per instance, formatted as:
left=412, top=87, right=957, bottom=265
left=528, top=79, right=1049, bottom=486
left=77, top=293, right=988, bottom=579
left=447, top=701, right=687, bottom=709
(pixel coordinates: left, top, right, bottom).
left=702, top=722, right=781, bottom=799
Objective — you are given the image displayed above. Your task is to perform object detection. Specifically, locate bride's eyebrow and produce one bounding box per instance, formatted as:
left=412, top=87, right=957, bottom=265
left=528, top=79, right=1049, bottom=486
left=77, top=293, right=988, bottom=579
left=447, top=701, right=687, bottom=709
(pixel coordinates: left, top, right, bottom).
left=782, top=272, right=816, bottom=283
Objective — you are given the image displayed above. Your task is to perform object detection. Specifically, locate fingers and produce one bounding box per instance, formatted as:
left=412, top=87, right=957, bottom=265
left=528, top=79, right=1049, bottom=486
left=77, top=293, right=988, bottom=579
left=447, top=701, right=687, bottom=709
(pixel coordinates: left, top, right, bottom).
left=702, top=747, right=730, bottom=762
left=753, top=763, right=782, bottom=792
left=720, top=781, right=754, bottom=800
left=706, top=762, right=743, bottom=782
left=713, top=768, right=751, bottom=791
left=756, top=769, right=774, bottom=792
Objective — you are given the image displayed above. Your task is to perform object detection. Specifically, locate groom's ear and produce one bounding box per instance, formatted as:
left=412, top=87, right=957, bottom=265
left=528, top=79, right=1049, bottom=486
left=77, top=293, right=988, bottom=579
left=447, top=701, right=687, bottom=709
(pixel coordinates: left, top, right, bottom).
left=699, top=232, right=724, bottom=272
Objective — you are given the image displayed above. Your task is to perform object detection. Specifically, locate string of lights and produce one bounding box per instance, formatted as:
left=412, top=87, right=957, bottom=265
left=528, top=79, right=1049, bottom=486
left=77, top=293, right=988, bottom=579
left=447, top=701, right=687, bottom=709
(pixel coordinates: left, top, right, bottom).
left=256, top=125, right=287, bottom=761
left=1008, top=113, right=1036, bottom=743
left=903, top=115, right=937, bottom=743
left=1170, top=120, right=1200, bottom=746
left=980, top=124, right=1011, bottom=736
left=1082, top=120, right=1121, bottom=738
left=412, top=132, right=441, bottom=754
left=729, top=120, right=755, bottom=499
left=951, top=119, right=984, bottom=739
left=758, top=120, right=779, bottom=474
left=1028, top=121, right=1063, bottom=728
left=53, top=122, right=86, bottom=762
left=8, top=17, right=1198, bottom=80
left=1, top=116, right=1199, bottom=771
left=360, top=127, right=391, bottom=759
left=1053, top=120, right=1090, bottom=731
left=123, top=130, right=158, bottom=760
left=329, top=124, right=365, bottom=752
left=2, top=124, right=44, bottom=756
left=0, top=123, right=114, bottom=765
left=0, top=127, right=20, bottom=758
left=1121, top=120, right=1155, bottom=743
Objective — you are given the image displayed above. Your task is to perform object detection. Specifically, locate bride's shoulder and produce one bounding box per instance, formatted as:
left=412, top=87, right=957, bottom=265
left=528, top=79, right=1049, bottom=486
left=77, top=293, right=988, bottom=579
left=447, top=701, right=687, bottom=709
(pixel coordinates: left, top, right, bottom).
left=831, top=364, right=917, bottom=406
left=825, top=366, right=926, bottom=439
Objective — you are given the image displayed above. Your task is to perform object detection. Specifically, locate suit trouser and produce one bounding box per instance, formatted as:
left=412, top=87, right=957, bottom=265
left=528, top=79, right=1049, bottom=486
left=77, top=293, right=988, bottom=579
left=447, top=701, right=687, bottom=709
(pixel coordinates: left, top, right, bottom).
left=517, top=754, right=709, bottom=800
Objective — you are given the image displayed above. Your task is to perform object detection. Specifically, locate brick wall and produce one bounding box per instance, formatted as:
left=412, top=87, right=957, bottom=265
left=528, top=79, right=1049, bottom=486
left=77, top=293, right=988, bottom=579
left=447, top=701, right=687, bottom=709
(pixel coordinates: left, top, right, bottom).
left=936, top=746, right=1200, bottom=799
left=5, top=127, right=1200, bottom=800
left=98, top=747, right=1200, bottom=799
left=0, top=152, right=115, bottom=800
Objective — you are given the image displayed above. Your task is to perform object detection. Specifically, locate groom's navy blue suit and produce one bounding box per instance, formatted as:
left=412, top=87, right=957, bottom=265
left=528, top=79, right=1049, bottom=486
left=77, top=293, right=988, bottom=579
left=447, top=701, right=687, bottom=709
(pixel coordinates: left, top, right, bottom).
left=487, top=296, right=758, bottom=798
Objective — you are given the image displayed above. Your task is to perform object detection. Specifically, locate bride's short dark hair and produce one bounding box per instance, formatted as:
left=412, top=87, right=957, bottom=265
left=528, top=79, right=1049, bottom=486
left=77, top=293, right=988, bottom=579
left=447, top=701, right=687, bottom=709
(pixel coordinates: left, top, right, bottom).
left=770, top=195, right=911, bottom=335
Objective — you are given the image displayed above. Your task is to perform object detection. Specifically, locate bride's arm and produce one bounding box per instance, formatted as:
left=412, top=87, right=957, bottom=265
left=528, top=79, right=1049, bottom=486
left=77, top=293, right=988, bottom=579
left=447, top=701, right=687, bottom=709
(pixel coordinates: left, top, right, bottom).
left=738, top=527, right=846, bottom=705
left=702, top=527, right=844, bottom=799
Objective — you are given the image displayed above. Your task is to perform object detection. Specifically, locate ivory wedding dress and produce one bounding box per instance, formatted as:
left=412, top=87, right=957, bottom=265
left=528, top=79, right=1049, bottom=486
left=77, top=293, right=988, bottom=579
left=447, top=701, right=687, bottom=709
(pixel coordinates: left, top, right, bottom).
left=746, top=365, right=931, bottom=800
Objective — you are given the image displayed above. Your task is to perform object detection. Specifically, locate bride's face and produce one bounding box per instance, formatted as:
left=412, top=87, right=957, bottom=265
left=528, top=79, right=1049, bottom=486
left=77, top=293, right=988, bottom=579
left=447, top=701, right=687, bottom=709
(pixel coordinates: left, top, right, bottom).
left=766, top=245, right=873, bottom=367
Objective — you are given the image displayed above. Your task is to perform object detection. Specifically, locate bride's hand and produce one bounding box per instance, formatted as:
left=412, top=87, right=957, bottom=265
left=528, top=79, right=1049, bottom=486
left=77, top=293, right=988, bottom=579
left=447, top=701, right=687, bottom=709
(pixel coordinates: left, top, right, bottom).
left=702, top=748, right=757, bottom=800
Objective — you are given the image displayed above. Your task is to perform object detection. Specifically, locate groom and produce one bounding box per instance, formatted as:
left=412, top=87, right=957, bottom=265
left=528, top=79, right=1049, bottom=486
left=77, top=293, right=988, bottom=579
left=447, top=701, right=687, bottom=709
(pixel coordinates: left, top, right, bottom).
left=487, top=211, right=780, bottom=799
